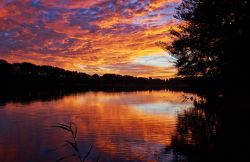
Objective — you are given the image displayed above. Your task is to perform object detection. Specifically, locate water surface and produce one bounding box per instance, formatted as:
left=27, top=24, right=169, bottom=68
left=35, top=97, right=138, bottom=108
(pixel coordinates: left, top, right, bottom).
left=0, top=90, right=195, bottom=162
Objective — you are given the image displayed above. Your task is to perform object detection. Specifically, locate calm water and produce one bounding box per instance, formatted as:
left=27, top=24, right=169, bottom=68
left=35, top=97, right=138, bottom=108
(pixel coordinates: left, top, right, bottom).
left=0, top=90, right=196, bottom=162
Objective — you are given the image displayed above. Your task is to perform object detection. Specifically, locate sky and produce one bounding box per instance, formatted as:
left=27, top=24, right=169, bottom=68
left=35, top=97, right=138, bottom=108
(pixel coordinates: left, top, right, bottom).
left=0, top=0, right=181, bottom=79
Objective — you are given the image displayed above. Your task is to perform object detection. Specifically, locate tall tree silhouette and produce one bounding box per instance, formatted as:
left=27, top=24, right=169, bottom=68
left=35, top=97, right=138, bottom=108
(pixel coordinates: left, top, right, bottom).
left=162, top=0, right=249, bottom=79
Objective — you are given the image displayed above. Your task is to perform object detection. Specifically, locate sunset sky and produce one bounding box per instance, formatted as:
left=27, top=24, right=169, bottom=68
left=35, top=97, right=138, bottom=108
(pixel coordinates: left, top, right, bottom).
left=0, top=0, right=181, bottom=79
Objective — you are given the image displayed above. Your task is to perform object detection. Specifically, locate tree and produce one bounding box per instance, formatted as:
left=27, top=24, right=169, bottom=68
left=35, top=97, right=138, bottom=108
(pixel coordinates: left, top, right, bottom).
left=163, top=0, right=249, bottom=79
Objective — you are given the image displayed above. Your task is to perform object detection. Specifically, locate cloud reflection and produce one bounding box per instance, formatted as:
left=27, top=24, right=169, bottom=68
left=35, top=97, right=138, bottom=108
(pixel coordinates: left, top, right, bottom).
left=0, top=90, right=195, bottom=162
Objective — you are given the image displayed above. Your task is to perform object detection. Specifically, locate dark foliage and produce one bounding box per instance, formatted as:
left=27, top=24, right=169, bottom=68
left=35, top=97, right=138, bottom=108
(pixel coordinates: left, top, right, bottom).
left=164, top=2, right=250, bottom=160
left=162, top=0, right=249, bottom=81
left=0, top=59, right=166, bottom=88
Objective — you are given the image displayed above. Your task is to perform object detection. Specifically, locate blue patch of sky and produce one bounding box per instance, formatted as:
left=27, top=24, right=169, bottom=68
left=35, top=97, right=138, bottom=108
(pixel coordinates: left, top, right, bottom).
left=132, top=2, right=177, bottom=27
left=30, top=0, right=41, bottom=8
left=42, top=10, right=60, bottom=22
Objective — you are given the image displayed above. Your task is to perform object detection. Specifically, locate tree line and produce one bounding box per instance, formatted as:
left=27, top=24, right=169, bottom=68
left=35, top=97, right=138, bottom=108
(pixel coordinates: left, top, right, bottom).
left=0, top=59, right=169, bottom=88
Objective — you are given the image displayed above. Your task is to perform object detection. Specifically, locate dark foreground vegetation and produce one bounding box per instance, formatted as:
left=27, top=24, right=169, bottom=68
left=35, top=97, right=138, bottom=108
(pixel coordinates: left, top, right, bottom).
left=162, top=0, right=250, bottom=161
left=158, top=0, right=249, bottom=87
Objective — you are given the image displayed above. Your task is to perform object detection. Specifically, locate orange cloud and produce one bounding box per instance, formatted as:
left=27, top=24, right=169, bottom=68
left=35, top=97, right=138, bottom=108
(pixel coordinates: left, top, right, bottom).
left=0, top=0, right=182, bottom=78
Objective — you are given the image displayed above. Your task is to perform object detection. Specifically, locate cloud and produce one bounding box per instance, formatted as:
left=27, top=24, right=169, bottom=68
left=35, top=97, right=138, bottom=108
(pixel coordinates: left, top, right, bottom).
left=0, top=0, right=181, bottom=78
left=103, top=62, right=177, bottom=79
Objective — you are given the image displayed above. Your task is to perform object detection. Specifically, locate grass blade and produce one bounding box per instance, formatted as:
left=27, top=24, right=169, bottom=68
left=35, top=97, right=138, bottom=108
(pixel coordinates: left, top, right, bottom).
left=74, top=127, right=77, bottom=139
left=82, top=145, right=93, bottom=162
left=65, top=140, right=79, bottom=152
left=51, top=125, right=72, bottom=132
left=56, top=154, right=76, bottom=162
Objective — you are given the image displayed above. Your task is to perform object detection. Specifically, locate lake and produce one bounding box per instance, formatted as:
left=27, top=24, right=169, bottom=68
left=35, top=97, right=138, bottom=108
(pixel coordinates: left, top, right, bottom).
left=0, top=90, right=198, bottom=162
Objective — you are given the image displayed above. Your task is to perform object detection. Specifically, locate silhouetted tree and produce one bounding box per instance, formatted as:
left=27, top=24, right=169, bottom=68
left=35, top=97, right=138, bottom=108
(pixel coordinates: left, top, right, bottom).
left=162, top=0, right=249, bottom=80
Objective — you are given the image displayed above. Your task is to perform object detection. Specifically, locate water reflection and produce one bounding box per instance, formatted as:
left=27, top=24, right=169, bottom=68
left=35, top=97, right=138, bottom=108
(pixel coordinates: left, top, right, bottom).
left=169, top=107, right=219, bottom=162
left=0, top=90, right=195, bottom=162
left=167, top=92, right=250, bottom=162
